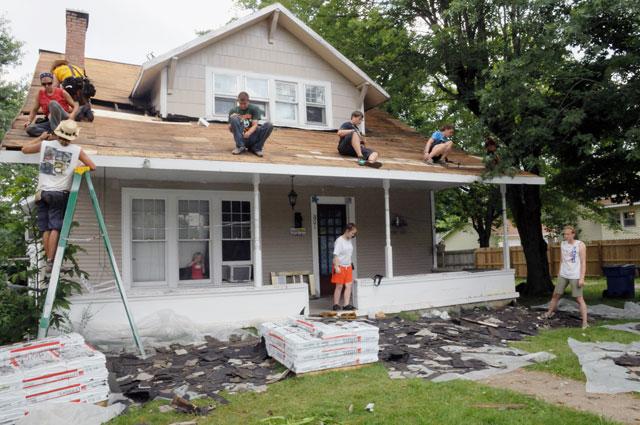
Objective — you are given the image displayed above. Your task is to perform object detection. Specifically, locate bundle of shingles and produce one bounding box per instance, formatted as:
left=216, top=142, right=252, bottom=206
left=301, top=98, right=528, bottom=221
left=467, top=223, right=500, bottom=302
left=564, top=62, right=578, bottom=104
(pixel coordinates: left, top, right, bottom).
left=260, top=317, right=379, bottom=374
left=0, top=333, right=109, bottom=425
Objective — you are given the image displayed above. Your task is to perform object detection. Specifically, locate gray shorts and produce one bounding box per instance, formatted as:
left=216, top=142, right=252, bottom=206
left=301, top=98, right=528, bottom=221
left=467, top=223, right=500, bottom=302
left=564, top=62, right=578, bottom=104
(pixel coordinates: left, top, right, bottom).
left=554, top=276, right=583, bottom=297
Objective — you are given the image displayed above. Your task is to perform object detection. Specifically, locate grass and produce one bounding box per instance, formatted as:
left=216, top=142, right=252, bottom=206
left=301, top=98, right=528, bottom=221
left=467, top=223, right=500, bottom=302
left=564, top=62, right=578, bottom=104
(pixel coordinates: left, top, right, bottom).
left=108, top=363, right=620, bottom=425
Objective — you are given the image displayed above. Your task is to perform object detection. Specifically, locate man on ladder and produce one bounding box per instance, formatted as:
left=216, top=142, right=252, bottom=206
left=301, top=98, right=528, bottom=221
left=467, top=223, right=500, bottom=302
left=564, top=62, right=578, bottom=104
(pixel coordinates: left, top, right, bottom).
left=22, top=120, right=146, bottom=357
left=22, top=120, right=95, bottom=274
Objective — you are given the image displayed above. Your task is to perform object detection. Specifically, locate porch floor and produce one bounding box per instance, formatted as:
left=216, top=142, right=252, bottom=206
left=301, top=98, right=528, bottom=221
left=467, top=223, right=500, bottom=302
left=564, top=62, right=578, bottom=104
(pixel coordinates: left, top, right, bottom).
left=309, top=296, right=334, bottom=315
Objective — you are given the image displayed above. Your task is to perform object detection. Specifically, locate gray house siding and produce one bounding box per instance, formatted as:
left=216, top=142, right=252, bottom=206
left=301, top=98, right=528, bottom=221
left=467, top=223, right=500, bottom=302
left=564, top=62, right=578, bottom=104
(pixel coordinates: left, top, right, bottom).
left=160, top=20, right=361, bottom=128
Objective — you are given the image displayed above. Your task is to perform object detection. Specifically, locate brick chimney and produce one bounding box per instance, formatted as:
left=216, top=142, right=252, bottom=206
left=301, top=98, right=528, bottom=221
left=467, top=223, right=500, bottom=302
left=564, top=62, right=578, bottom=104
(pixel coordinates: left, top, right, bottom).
left=65, top=9, right=89, bottom=68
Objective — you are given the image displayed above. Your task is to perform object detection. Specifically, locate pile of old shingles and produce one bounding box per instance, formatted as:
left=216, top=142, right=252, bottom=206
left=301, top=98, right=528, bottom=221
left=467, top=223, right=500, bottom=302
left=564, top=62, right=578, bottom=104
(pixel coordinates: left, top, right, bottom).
left=106, top=335, right=281, bottom=408
left=106, top=305, right=580, bottom=408
left=376, top=305, right=581, bottom=380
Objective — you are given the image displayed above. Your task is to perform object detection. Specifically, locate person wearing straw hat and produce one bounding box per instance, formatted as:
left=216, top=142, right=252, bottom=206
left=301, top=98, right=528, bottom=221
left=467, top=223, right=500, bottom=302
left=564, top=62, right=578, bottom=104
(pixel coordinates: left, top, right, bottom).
left=25, top=72, right=79, bottom=137
left=22, top=120, right=96, bottom=273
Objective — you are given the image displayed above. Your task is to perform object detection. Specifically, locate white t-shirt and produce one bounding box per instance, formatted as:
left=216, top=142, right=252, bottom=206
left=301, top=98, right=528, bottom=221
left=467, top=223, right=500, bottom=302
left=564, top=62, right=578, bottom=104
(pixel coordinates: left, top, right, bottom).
left=559, top=240, right=583, bottom=280
left=37, top=140, right=81, bottom=192
left=333, top=235, right=353, bottom=266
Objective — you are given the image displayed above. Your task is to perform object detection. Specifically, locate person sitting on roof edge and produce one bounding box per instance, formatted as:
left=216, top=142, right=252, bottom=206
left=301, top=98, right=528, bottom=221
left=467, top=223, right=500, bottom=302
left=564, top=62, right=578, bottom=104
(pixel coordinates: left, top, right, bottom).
left=21, top=120, right=96, bottom=275
left=24, top=72, right=79, bottom=137
left=228, top=92, right=273, bottom=157
left=337, top=111, right=382, bottom=168
left=51, top=59, right=95, bottom=122
left=423, top=124, right=455, bottom=165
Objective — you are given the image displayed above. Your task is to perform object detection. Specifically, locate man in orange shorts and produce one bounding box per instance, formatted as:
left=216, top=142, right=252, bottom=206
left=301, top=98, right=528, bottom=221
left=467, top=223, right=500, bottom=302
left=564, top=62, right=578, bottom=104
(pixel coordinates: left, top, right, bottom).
left=331, top=223, right=357, bottom=311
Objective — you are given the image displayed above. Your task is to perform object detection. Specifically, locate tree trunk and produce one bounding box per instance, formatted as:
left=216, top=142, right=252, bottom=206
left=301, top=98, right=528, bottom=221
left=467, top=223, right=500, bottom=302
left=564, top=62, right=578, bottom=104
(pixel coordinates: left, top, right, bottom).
left=476, top=225, right=492, bottom=248
left=507, top=184, right=554, bottom=295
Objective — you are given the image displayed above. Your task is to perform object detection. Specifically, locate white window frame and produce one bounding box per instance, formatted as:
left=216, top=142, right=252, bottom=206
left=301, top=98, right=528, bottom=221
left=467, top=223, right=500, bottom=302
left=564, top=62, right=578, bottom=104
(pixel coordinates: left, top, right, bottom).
left=205, top=67, right=333, bottom=130
left=122, top=188, right=253, bottom=289
left=274, top=80, right=299, bottom=125
left=304, top=83, right=328, bottom=126
left=621, top=210, right=636, bottom=228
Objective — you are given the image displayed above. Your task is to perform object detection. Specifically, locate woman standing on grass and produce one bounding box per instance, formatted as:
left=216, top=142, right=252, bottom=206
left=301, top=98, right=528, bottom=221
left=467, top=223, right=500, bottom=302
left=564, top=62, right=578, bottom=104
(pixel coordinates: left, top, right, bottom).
left=543, top=225, right=588, bottom=329
left=331, top=223, right=357, bottom=311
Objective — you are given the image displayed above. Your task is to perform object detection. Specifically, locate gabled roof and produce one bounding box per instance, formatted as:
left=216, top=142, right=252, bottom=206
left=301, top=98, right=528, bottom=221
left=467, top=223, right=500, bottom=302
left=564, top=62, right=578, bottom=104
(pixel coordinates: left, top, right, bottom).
left=22, top=50, right=141, bottom=113
left=130, top=3, right=390, bottom=108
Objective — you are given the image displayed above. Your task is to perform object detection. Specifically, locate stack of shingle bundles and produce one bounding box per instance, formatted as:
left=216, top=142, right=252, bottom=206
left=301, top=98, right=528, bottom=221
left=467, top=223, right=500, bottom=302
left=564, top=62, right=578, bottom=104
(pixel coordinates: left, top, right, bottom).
left=260, top=317, right=379, bottom=374
left=0, top=333, right=109, bottom=425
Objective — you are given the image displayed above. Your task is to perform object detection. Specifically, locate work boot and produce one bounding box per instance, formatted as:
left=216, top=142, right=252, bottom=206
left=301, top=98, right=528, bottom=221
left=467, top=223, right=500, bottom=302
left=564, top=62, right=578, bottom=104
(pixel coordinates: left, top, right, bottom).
left=252, top=149, right=264, bottom=157
left=424, top=158, right=434, bottom=165
left=232, top=147, right=246, bottom=155
left=332, top=304, right=341, bottom=311
left=343, top=304, right=356, bottom=311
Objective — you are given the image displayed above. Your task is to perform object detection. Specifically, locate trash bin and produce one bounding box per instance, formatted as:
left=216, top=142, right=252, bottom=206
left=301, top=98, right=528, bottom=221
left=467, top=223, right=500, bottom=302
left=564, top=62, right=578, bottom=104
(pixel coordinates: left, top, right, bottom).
left=602, top=264, right=636, bottom=298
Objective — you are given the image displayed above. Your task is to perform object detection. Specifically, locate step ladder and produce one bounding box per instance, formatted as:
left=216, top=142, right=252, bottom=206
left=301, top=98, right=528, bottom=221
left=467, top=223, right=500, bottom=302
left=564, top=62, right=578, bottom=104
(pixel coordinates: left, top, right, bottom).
left=37, top=166, right=146, bottom=357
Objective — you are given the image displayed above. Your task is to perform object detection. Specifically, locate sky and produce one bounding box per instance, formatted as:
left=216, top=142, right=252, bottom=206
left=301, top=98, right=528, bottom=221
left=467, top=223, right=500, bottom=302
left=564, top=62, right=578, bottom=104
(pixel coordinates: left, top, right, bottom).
left=2, top=0, right=248, bottom=83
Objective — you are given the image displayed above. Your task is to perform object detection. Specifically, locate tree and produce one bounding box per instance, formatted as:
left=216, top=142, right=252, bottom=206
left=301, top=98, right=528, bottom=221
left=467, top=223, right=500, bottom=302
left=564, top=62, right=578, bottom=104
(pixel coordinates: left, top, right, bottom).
left=390, top=0, right=640, bottom=294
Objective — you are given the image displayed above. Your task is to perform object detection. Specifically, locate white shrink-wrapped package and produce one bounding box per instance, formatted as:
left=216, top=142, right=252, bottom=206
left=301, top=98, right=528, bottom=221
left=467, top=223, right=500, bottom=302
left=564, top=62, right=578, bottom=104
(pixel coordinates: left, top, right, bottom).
left=261, top=318, right=379, bottom=374
left=0, top=334, right=110, bottom=425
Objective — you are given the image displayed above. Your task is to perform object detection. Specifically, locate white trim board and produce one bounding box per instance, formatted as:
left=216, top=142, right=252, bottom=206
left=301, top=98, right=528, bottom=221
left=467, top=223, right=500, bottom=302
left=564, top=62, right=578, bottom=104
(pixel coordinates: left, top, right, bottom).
left=0, top=151, right=545, bottom=186
left=310, top=196, right=357, bottom=296
left=130, top=3, right=389, bottom=108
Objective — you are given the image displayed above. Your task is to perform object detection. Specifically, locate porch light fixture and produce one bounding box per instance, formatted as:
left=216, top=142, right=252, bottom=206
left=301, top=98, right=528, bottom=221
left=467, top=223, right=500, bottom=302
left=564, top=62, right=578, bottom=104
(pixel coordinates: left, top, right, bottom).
left=288, top=176, right=298, bottom=210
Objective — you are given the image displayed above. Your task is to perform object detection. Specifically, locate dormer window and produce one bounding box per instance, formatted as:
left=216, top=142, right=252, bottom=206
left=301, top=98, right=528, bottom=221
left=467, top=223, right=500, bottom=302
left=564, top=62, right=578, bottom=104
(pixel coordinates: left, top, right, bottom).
left=206, top=67, right=332, bottom=129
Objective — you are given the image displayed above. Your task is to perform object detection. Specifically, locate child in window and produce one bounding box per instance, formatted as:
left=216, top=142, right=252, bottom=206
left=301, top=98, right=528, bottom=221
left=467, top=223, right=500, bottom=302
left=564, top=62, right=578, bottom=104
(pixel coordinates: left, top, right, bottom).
left=190, top=252, right=205, bottom=280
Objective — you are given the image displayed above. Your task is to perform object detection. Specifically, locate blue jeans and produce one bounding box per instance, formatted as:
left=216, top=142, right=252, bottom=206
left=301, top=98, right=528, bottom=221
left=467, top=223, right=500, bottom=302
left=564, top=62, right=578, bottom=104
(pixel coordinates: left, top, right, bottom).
left=229, top=116, right=273, bottom=151
left=26, top=101, right=69, bottom=137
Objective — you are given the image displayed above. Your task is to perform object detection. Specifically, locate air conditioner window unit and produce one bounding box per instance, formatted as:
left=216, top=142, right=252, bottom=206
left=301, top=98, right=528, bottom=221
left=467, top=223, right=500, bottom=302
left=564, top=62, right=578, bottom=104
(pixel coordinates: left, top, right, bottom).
left=223, top=265, right=252, bottom=282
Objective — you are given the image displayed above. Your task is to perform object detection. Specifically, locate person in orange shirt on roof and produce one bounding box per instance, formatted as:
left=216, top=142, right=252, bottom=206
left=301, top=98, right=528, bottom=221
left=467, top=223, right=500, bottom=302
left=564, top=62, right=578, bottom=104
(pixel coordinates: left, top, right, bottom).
left=24, top=72, right=79, bottom=137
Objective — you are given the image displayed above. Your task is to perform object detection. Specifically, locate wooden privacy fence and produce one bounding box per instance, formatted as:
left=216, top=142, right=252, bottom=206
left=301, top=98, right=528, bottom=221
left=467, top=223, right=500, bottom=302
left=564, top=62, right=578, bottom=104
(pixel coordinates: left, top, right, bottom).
left=475, top=239, right=640, bottom=278
left=437, top=249, right=476, bottom=270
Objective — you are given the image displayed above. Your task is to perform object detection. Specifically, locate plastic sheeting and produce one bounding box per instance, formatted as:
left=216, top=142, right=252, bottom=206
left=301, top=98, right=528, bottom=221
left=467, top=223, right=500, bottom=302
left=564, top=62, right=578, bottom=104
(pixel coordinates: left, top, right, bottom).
left=15, top=402, right=125, bottom=425
left=78, top=309, right=253, bottom=350
left=533, top=299, right=640, bottom=319
left=431, top=345, right=555, bottom=382
left=603, top=322, right=640, bottom=335
left=568, top=338, right=640, bottom=394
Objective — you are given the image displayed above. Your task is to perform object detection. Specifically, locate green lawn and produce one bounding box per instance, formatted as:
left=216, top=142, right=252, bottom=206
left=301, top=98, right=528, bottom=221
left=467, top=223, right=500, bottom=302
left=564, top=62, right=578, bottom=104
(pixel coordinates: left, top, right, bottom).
left=108, top=363, right=619, bottom=425
left=511, top=321, right=640, bottom=382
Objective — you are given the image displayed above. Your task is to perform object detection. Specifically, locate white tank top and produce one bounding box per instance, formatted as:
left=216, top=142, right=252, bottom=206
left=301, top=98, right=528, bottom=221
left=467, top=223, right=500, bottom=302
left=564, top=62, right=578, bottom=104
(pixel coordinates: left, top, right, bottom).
left=559, top=240, right=583, bottom=279
left=37, top=140, right=81, bottom=192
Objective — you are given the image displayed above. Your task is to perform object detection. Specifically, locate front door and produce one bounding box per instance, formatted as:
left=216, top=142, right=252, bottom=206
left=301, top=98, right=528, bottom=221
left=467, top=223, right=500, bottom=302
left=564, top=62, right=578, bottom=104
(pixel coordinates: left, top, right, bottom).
left=317, top=204, right=347, bottom=296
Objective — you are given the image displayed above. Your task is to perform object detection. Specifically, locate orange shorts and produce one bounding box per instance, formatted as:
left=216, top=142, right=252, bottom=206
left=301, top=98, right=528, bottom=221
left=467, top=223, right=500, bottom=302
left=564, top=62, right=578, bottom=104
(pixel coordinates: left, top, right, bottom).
left=331, top=265, right=353, bottom=285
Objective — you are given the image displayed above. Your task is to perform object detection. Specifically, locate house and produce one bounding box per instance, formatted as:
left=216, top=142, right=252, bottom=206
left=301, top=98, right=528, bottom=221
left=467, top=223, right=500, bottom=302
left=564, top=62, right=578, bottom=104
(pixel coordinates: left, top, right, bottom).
left=578, top=201, right=640, bottom=242
left=438, top=220, right=551, bottom=252
left=0, top=5, right=543, bottom=339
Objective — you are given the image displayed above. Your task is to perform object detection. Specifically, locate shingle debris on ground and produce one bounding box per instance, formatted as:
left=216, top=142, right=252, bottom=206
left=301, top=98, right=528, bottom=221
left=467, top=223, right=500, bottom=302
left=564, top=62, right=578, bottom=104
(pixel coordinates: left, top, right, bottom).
left=105, top=305, right=577, bottom=409
left=373, top=305, right=579, bottom=380
left=106, top=335, right=274, bottom=408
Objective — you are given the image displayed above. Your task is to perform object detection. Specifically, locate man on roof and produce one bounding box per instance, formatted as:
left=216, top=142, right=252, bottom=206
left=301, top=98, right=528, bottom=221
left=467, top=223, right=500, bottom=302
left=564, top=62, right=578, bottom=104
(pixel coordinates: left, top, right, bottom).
left=337, top=111, right=382, bottom=168
left=228, top=92, right=273, bottom=157
left=51, top=59, right=94, bottom=122
left=423, top=124, right=455, bottom=165
left=24, top=72, right=79, bottom=137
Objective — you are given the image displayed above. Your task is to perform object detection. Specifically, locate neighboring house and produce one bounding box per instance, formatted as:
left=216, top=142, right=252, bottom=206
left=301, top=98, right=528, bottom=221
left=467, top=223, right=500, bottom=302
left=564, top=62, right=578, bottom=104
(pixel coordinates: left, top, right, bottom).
left=0, top=5, right=543, bottom=337
left=438, top=220, right=547, bottom=251
left=578, top=201, right=640, bottom=241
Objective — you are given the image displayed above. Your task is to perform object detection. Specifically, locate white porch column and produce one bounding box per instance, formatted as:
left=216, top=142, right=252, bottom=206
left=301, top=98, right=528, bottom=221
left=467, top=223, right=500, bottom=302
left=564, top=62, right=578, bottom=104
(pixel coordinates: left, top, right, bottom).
left=253, top=174, right=263, bottom=287
left=383, top=179, right=393, bottom=278
left=500, top=184, right=510, bottom=270
left=430, top=190, right=438, bottom=270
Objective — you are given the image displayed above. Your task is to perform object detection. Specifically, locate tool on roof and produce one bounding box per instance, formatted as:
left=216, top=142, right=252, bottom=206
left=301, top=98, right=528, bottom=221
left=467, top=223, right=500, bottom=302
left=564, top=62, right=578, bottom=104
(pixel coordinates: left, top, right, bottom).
left=36, top=166, right=146, bottom=357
